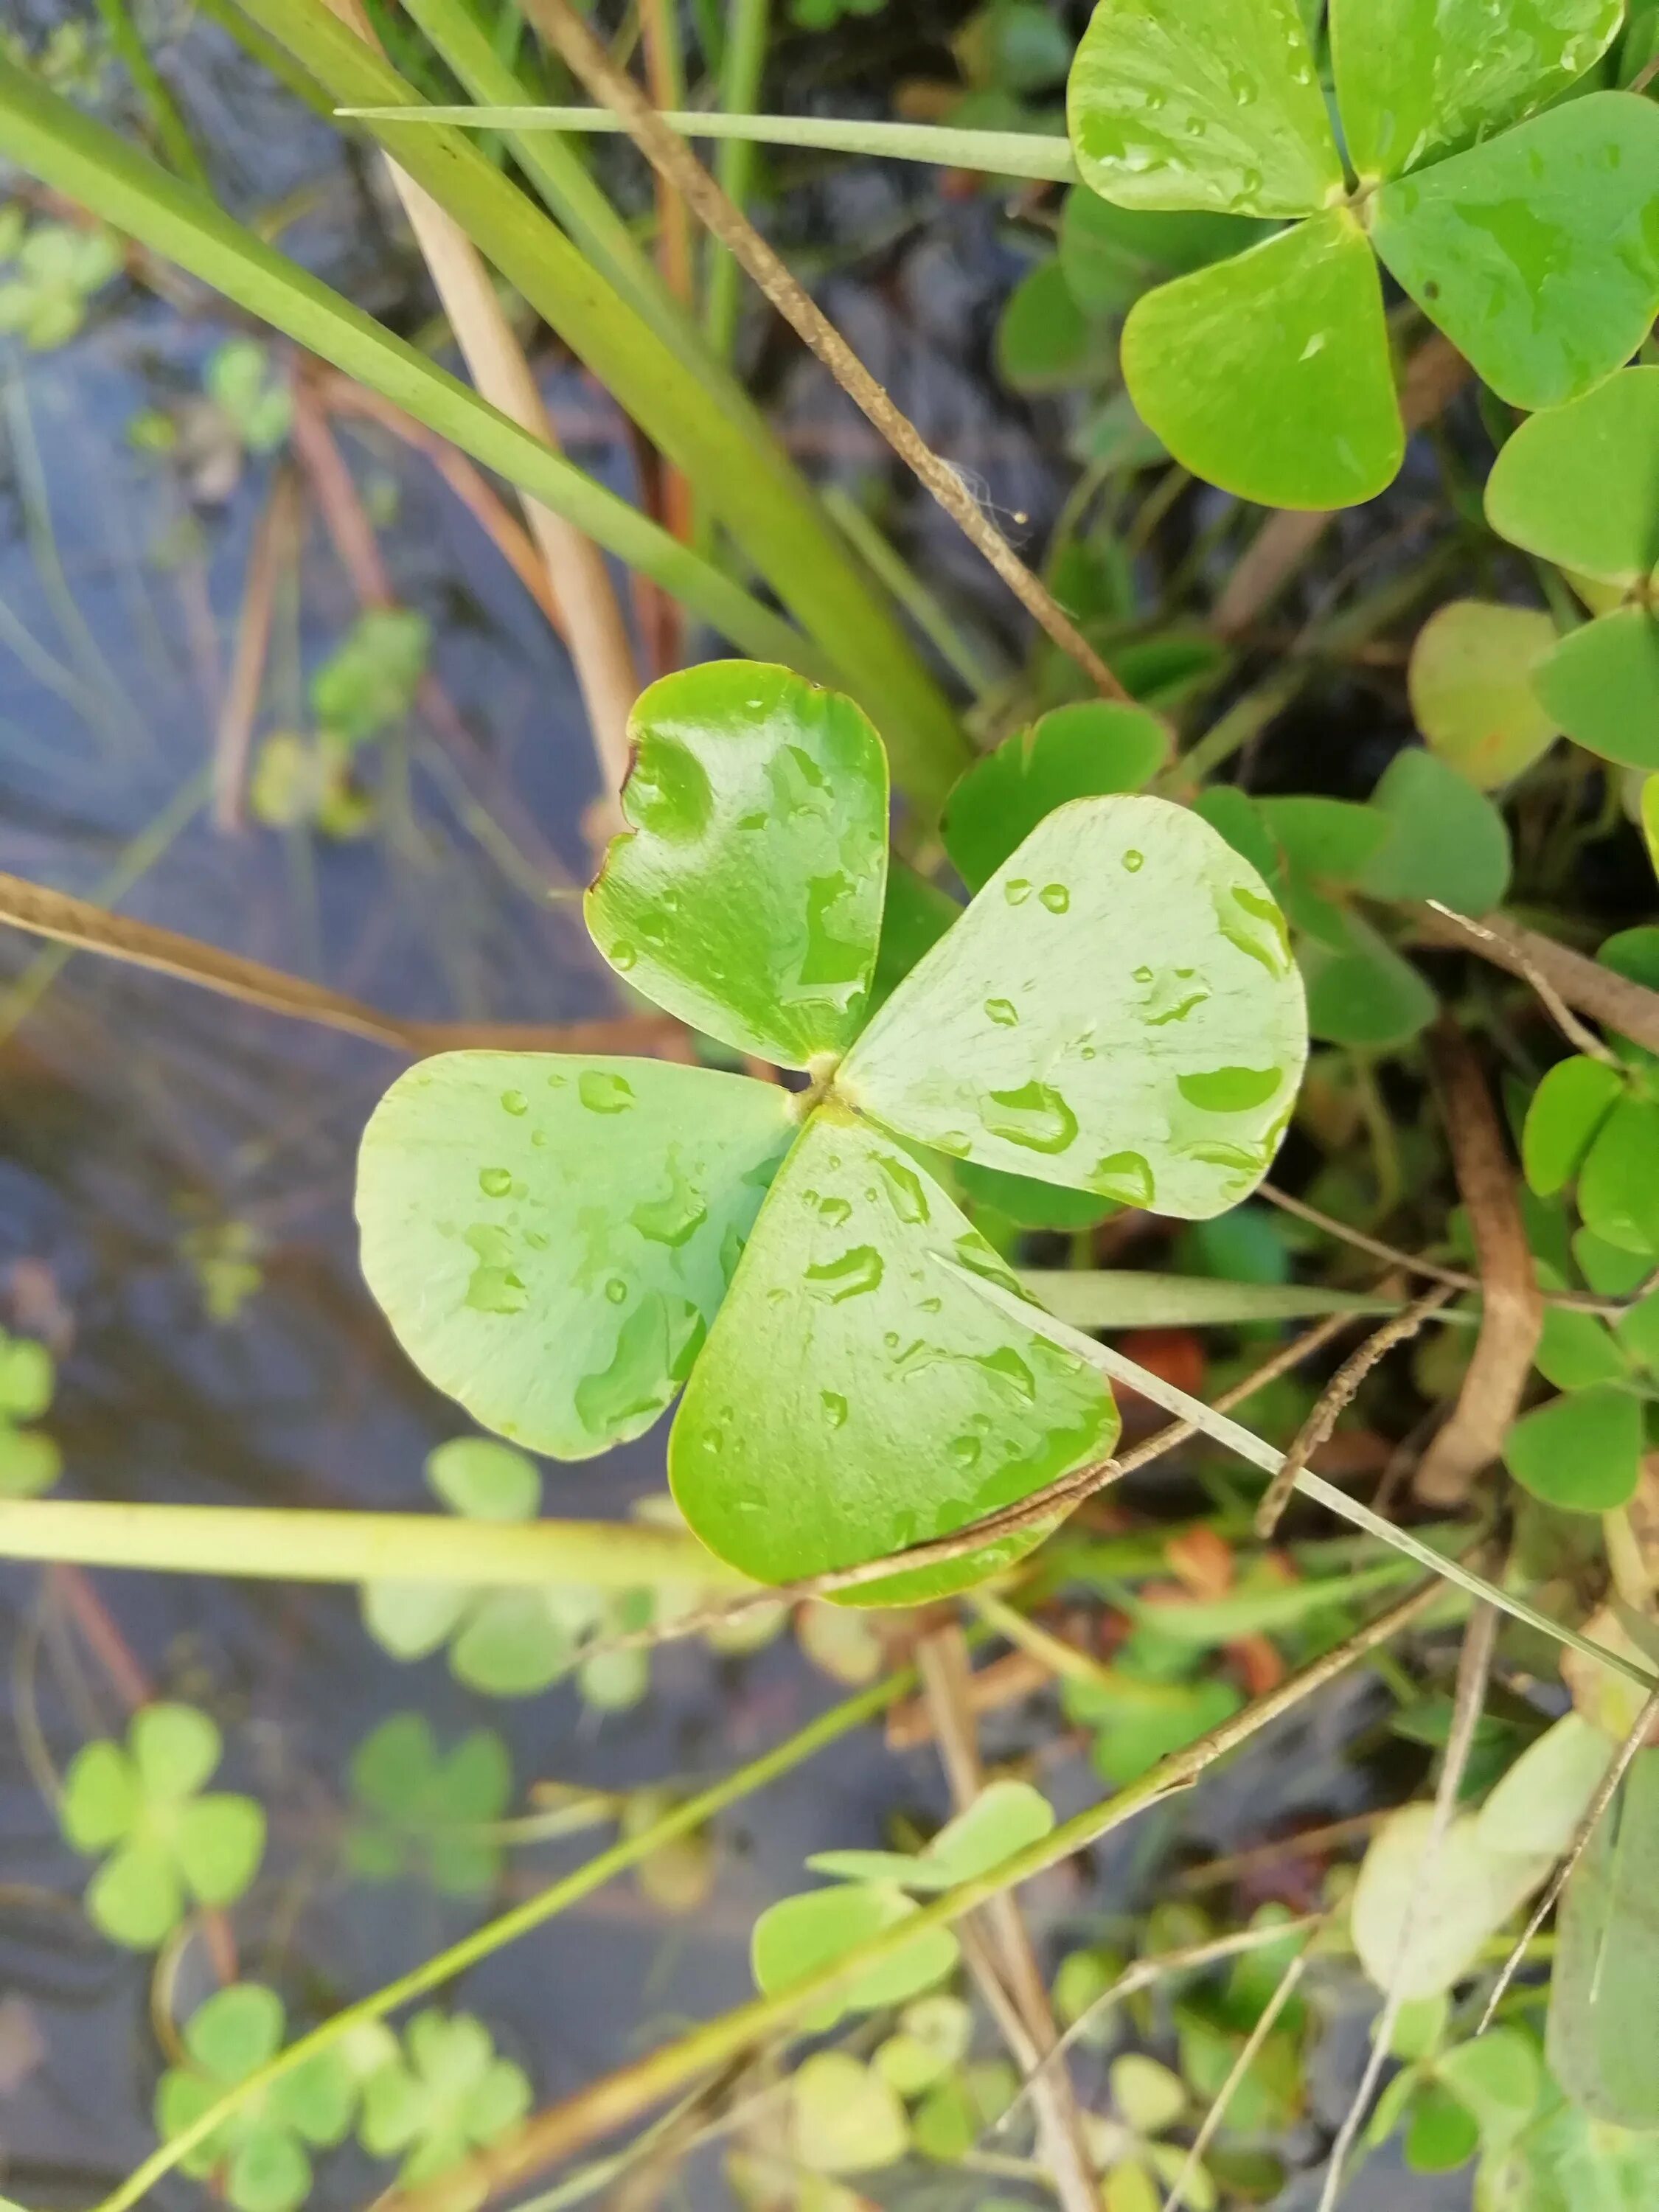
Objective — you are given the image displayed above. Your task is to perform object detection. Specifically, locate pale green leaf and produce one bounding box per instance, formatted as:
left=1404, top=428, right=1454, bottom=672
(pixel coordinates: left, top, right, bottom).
left=1120, top=212, right=1402, bottom=509
left=1371, top=94, right=1659, bottom=413
left=751, top=1884, right=960, bottom=2031
left=1112, top=2051, right=1189, bottom=2134
left=88, top=1839, right=185, bottom=1949
left=226, top=2129, right=309, bottom=2212
left=790, top=2051, right=909, bottom=2174
left=361, top=1580, right=470, bottom=1660
left=669, top=1113, right=1117, bottom=1596
left=0, top=1335, right=52, bottom=1421
left=1523, top=1056, right=1627, bottom=1196
left=1408, top=600, right=1562, bottom=789
left=924, top=1778, right=1056, bottom=1882
left=1357, top=747, right=1513, bottom=912
left=175, top=1795, right=266, bottom=1906
left=1435, top=2027, right=1541, bottom=2152
left=1533, top=609, right=1659, bottom=771
left=1331, top=0, right=1623, bottom=180
left=1023, top=1269, right=1390, bottom=1329
left=1485, top=368, right=1659, bottom=588
left=1547, top=1750, right=1659, bottom=2126
left=1481, top=2079, right=1659, bottom=2208
left=1477, top=1715, right=1618, bottom=1860
left=186, top=1983, right=286, bottom=2081
left=0, top=1425, right=60, bottom=1498
left=1534, top=1303, right=1629, bottom=1391
left=357, top=1054, right=794, bottom=1458
left=1068, top=0, right=1343, bottom=218
left=425, top=1436, right=540, bottom=1522
left=1503, top=1386, right=1644, bottom=1513
left=942, top=702, right=1171, bottom=891
left=585, top=663, right=888, bottom=1066
left=1351, top=1804, right=1551, bottom=1999
left=131, top=1703, right=221, bottom=1801
left=1579, top=1094, right=1659, bottom=1252
left=844, top=795, right=1307, bottom=1218
left=61, top=1740, right=139, bottom=1852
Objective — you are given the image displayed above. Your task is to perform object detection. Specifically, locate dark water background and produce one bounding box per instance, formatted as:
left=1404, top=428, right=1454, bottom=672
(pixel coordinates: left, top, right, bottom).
left=0, top=4, right=1463, bottom=2203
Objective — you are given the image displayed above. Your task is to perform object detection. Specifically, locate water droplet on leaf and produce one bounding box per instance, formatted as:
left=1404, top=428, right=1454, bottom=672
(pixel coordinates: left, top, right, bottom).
left=982, top=1082, right=1079, bottom=1155
left=579, top=1071, right=636, bottom=1114
left=501, top=1090, right=529, bottom=1116
left=1122, top=849, right=1145, bottom=872
left=1004, top=879, right=1033, bottom=906
left=984, top=997, right=1020, bottom=1027
left=1040, top=883, right=1070, bottom=914
left=479, top=1167, right=513, bottom=1198
left=805, top=1246, right=886, bottom=1301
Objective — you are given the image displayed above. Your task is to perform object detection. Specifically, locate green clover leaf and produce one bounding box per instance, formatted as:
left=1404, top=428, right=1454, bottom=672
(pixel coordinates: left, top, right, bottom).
left=359, top=2010, right=531, bottom=2187
left=60, top=1703, right=265, bottom=1949
left=346, top=1712, right=512, bottom=1896
left=0, top=1327, right=59, bottom=1498
left=357, top=664, right=1306, bottom=1598
left=1068, top=0, right=1652, bottom=507
left=1486, top=369, right=1659, bottom=771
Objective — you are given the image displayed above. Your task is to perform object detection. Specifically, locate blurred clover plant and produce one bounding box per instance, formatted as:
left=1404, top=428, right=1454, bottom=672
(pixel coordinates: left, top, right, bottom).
left=0, top=1327, right=60, bottom=1498
left=358, top=2009, right=531, bottom=2188
left=1067, top=0, right=1659, bottom=507
left=60, top=1703, right=265, bottom=1949
left=356, top=662, right=1307, bottom=1602
left=345, top=1711, right=512, bottom=1897
left=0, top=209, right=120, bottom=348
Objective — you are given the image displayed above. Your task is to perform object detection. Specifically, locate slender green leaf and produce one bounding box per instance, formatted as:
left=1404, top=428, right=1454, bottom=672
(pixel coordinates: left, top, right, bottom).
left=1330, top=0, right=1622, bottom=180
left=357, top=1054, right=795, bottom=1458
left=1022, top=1270, right=1392, bottom=1327
left=585, top=664, right=890, bottom=1066
left=1121, top=212, right=1402, bottom=509
left=1067, top=0, right=1343, bottom=218
left=844, top=795, right=1308, bottom=1218
left=1371, top=94, right=1659, bottom=413
left=1548, top=1751, right=1659, bottom=2126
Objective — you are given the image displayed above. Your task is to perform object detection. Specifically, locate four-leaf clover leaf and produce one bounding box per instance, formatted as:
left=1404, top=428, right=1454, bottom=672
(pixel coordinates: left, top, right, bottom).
left=156, top=1983, right=390, bottom=2212
left=60, top=1703, right=265, bottom=1948
left=1068, top=0, right=1659, bottom=507
left=359, top=2009, right=531, bottom=2187
left=356, top=663, right=1306, bottom=1601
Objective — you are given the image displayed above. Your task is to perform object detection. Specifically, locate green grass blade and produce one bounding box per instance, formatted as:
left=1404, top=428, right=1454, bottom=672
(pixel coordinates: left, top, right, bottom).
left=0, top=55, right=820, bottom=672
left=232, top=0, right=968, bottom=812
left=705, top=0, right=772, bottom=360
left=337, top=103, right=1083, bottom=181
left=1022, top=1270, right=1404, bottom=1329
left=954, top=1263, right=1659, bottom=1692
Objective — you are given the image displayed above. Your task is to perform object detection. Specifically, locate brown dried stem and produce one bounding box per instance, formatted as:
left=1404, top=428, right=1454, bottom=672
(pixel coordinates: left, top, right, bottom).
left=524, top=0, right=1130, bottom=703
left=1413, top=902, right=1659, bottom=1060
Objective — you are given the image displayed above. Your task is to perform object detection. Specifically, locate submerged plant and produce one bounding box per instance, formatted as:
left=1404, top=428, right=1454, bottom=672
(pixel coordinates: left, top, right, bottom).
left=357, top=661, right=1307, bottom=1597
left=1067, top=0, right=1659, bottom=505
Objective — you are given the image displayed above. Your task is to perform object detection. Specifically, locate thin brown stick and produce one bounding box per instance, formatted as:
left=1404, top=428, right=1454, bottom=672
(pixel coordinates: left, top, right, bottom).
left=1413, top=902, right=1659, bottom=1060
left=1424, top=903, right=1618, bottom=1065
left=1476, top=1684, right=1659, bottom=2034
left=214, top=465, right=300, bottom=831
left=1413, top=1023, right=1542, bottom=1508
left=1317, top=1601, right=1498, bottom=2212
left=0, top=871, right=675, bottom=1058
left=525, top=0, right=1130, bottom=703
left=1256, top=1286, right=1455, bottom=1537
left=917, top=1629, right=1099, bottom=2212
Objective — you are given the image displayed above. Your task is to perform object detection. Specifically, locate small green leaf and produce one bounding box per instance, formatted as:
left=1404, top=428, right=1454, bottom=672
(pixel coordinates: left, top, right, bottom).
left=1435, top=2028, right=1541, bottom=2154
left=1408, top=600, right=1562, bottom=789
left=1256, top=795, right=1387, bottom=887
left=1503, top=1386, right=1644, bottom=1512
left=0, top=1334, right=52, bottom=1420
left=1371, top=94, right=1659, bottom=413
left=997, top=257, right=1107, bottom=393
left=943, top=703, right=1171, bottom=891
left=226, top=2130, right=309, bottom=2212
left=1058, top=187, right=1267, bottom=314
left=1534, top=1303, right=1629, bottom=1391
left=88, top=1839, right=185, bottom=1949
left=310, top=609, right=428, bottom=744
left=361, top=1581, right=470, bottom=1661
left=790, top=2051, right=909, bottom=2174
left=585, top=663, right=889, bottom=1066
left=751, top=1884, right=960, bottom=2031
left=187, top=1983, right=286, bottom=2080
left=175, top=1796, right=266, bottom=1907
left=956, top=1160, right=1120, bottom=1232
left=357, top=1054, right=794, bottom=1459
left=1579, top=1095, right=1659, bottom=1252
left=1330, top=0, right=1623, bottom=181
left=1405, top=2079, right=1481, bottom=2172
left=1120, top=212, right=1402, bottom=509
left=669, top=1113, right=1117, bottom=1596
left=1113, top=2051, right=1189, bottom=2134
left=1548, top=1750, right=1659, bottom=2126
left=1301, top=911, right=1437, bottom=1049
left=425, top=1437, right=540, bottom=1522
left=1352, top=1804, right=1551, bottom=1999
left=61, top=1740, right=139, bottom=1853
left=1068, top=0, right=1343, bottom=218
left=1533, top=608, right=1659, bottom=771
left=846, top=795, right=1307, bottom=1218
left=1357, top=747, right=1513, bottom=912
left=1476, top=1715, right=1618, bottom=1860
left=0, top=1424, right=60, bottom=1498
left=1485, top=367, right=1659, bottom=588
left=1523, top=1056, right=1627, bottom=1196
left=131, top=1703, right=221, bottom=1801
left=925, top=1778, right=1055, bottom=1882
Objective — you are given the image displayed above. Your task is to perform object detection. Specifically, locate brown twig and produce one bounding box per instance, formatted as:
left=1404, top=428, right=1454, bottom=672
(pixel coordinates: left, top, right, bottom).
left=1413, top=1023, right=1542, bottom=1508
left=214, top=465, right=301, bottom=832
left=1412, top=902, right=1659, bottom=1060
left=1256, top=1286, right=1455, bottom=1537
left=917, top=1628, right=1098, bottom=2212
left=0, top=872, right=676, bottom=1058
left=525, top=0, right=1131, bottom=703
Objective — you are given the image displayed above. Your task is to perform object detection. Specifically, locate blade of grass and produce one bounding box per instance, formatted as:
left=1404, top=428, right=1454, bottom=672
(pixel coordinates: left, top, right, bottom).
left=704, top=0, right=771, bottom=361
left=1023, top=1270, right=1405, bottom=1330
left=952, top=1265, right=1659, bottom=1694
left=0, top=55, right=819, bottom=676
left=226, top=0, right=968, bottom=810
left=90, top=0, right=209, bottom=187
left=337, top=104, right=1082, bottom=180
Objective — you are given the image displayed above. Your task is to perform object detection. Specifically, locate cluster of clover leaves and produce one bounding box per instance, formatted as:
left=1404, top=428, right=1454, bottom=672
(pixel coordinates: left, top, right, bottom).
left=356, top=661, right=1308, bottom=1603
left=1062, top=0, right=1659, bottom=509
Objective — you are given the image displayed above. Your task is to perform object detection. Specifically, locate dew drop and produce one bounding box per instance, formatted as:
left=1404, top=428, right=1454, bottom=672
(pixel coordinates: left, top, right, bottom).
left=609, top=942, right=638, bottom=973
left=1228, top=66, right=1258, bottom=104
left=982, top=1081, right=1079, bottom=1155
left=874, top=1152, right=930, bottom=1225
left=579, top=1071, right=636, bottom=1114
left=605, top=1276, right=628, bottom=1304
left=1133, top=964, right=1155, bottom=985
left=1122, top=849, right=1145, bottom=873
left=984, top=997, right=1020, bottom=1027
left=1040, top=883, right=1071, bottom=914
left=950, top=1436, right=982, bottom=1470
left=818, top=1194, right=853, bottom=1227
left=1093, top=1151, right=1155, bottom=1207
left=805, top=1245, right=886, bottom=1301
left=1178, top=1065, right=1283, bottom=1113
left=1004, top=878, right=1034, bottom=906
left=500, top=1090, right=529, bottom=1118
left=479, top=1166, right=513, bottom=1198
left=821, top=1391, right=849, bottom=1430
